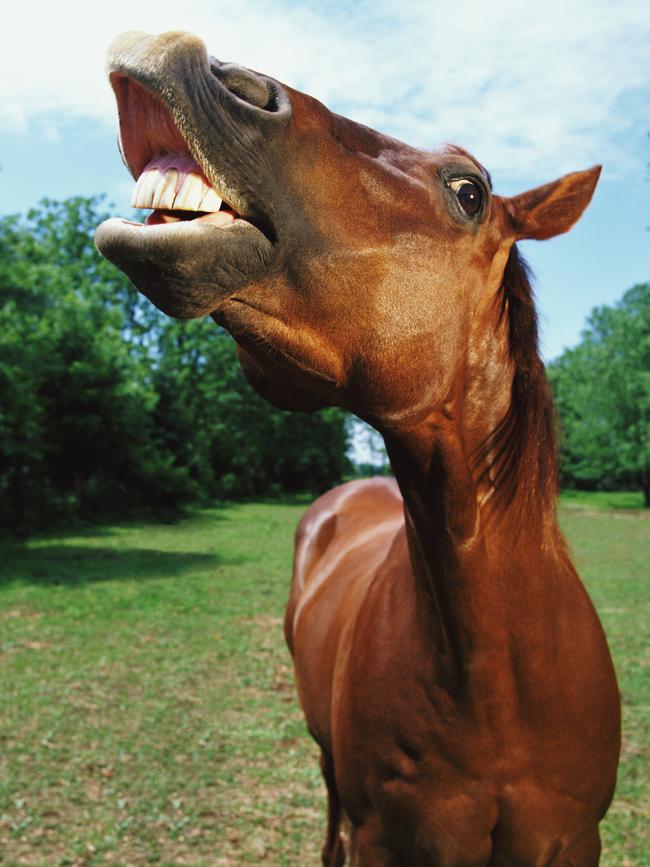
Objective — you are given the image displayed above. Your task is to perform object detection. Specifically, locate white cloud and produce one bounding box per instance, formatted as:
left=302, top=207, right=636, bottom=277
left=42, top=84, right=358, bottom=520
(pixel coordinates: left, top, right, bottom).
left=2, top=0, right=649, bottom=183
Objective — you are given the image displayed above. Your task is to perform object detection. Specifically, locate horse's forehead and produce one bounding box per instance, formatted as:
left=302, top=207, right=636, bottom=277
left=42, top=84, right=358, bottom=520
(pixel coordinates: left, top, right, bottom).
left=374, top=143, right=494, bottom=194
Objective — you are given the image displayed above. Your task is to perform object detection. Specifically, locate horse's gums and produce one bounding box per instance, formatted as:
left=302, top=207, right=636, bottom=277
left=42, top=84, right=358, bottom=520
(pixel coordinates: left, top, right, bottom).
left=96, top=31, right=620, bottom=867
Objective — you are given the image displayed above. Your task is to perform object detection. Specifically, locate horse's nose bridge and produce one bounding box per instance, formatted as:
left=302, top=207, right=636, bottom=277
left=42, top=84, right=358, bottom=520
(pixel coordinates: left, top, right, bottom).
left=107, top=30, right=210, bottom=82
left=148, top=29, right=209, bottom=67
left=108, top=31, right=292, bottom=131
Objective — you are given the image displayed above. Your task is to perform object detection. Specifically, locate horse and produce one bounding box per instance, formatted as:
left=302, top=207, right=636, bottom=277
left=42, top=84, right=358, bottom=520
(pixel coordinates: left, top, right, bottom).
left=95, top=30, right=621, bottom=866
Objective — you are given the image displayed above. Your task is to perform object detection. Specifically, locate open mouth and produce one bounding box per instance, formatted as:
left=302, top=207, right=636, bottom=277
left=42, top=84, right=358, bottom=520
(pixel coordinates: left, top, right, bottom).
left=130, top=150, right=239, bottom=227
left=113, top=75, right=248, bottom=233
left=95, top=34, right=283, bottom=320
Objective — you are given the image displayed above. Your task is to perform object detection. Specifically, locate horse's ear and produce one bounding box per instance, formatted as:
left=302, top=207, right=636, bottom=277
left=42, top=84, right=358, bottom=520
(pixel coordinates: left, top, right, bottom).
left=506, top=165, right=601, bottom=241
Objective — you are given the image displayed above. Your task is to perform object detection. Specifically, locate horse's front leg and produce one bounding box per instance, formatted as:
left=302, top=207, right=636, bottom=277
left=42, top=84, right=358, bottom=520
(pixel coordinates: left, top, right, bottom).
left=552, top=828, right=601, bottom=867
left=320, top=749, right=346, bottom=867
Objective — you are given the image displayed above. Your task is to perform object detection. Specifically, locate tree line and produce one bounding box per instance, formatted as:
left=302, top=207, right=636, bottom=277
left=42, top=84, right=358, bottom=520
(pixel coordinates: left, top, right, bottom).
left=0, top=197, right=350, bottom=533
left=548, top=282, right=649, bottom=505
left=0, top=196, right=647, bottom=535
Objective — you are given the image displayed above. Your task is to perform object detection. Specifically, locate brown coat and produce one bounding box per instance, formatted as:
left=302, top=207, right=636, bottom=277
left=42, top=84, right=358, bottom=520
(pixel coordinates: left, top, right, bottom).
left=96, top=30, right=621, bottom=866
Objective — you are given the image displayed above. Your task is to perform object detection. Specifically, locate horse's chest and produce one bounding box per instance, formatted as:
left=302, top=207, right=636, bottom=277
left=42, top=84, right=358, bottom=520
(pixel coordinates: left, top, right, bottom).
left=338, top=723, right=501, bottom=865
left=333, top=659, right=601, bottom=867
left=333, top=633, right=502, bottom=820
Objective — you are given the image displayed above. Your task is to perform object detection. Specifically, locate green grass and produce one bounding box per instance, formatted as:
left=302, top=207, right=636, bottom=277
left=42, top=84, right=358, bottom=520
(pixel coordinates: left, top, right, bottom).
left=0, top=494, right=647, bottom=865
left=557, top=499, right=649, bottom=865
left=560, top=488, right=646, bottom=510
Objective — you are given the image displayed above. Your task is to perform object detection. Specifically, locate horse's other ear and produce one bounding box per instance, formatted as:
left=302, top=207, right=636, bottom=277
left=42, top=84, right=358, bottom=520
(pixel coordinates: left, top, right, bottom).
left=506, top=165, right=601, bottom=241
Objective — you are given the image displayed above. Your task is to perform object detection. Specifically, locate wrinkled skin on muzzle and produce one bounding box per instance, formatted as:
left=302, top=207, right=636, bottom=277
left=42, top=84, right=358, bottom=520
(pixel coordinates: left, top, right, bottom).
left=96, top=30, right=600, bottom=424
left=95, top=31, right=289, bottom=319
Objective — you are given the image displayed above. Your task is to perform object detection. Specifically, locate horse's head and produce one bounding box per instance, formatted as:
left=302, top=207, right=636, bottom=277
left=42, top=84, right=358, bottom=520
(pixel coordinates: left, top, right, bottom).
left=96, top=31, right=599, bottom=428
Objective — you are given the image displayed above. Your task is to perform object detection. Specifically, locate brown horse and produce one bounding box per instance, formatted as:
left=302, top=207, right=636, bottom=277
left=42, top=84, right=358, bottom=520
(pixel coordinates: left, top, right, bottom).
left=96, top=31, right=621, bottom=866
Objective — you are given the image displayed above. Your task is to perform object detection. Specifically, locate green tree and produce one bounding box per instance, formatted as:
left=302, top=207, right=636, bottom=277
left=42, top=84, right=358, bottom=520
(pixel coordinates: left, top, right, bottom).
left=0, top=196, right=351, bottom=532
left=0, top=198, right=195, bottom=530
left=151, top=317, right=350, bottom=499
left=548, top=284, right=650, bottom=504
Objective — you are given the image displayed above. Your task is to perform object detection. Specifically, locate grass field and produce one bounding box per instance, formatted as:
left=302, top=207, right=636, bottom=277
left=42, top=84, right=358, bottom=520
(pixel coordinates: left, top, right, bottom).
left=0, top=492, right=648, bottom=866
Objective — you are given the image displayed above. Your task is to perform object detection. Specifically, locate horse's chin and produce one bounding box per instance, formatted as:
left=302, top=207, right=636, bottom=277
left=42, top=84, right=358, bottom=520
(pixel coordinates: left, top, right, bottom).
left=95, top=217, right=273, bottom=319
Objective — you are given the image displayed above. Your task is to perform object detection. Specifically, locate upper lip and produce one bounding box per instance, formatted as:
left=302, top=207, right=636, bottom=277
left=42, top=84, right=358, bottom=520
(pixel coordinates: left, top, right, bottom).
left=105, top=32, right=291, bottom=244
left=109, top=72, right=239, bottom=215
left=110, top=71, right=279, bottom=241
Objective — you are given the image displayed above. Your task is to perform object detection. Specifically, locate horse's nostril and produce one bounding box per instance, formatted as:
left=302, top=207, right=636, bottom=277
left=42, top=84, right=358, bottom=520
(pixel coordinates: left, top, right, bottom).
left=211, top=62, right=278, bottom=112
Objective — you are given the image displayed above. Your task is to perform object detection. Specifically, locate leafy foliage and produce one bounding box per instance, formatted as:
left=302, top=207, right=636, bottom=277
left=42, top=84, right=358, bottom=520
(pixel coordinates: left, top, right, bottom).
left=0, top=197, right=350, bottom=532
left=548, top=283, right=650, bottom=504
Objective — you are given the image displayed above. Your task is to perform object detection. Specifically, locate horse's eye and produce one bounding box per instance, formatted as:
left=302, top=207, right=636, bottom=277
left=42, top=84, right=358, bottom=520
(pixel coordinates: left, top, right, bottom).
left=449, top=179, right=483, bottom=216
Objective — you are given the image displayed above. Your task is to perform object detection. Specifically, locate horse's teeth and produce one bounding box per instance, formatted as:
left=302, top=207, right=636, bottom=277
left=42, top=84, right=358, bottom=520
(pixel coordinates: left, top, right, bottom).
left=199, top=188, right=223, bottom=212
left=130, top=177, right=141, bottom=208
left=131, top=165, right=222, bottom=212
left=152, top=169, right=178, bottom=209
left=173, top=174, right=206, bottom=211
left=131, top=169, right=160, bottom=208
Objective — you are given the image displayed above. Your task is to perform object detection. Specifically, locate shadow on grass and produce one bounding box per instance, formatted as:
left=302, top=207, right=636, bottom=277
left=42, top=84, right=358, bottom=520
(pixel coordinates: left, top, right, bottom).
left=3, top=494, right=319, bottom=545
left=0, top=544, right=239, bottom=587
left=239, top=492, right=315, bottom=507
left=3, top=505, right=233, bottom=544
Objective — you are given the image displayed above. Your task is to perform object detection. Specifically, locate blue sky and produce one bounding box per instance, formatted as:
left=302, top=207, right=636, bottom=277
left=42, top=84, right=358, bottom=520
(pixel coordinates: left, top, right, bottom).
left=2, top=0, right=649, bottom=361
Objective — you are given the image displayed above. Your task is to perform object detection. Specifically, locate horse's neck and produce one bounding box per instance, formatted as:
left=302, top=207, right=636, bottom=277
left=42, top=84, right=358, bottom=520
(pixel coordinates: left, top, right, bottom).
left=381, top=336, right=563, bottom=689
